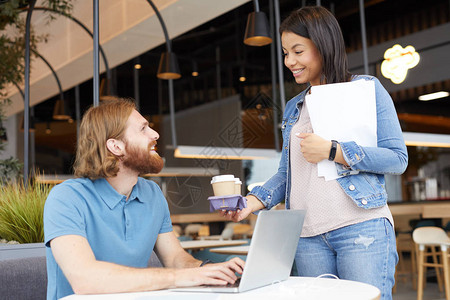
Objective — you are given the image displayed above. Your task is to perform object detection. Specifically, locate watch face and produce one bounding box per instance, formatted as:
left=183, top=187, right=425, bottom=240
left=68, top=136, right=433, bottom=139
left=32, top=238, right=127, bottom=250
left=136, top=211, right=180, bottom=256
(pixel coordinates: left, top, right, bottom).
left=329, top=140, right=338, bottom=161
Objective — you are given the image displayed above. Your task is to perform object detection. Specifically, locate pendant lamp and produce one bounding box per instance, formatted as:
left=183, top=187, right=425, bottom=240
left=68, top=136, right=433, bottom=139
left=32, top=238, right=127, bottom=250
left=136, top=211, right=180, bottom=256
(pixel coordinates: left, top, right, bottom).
left=244, top=0, right=272, bottom=46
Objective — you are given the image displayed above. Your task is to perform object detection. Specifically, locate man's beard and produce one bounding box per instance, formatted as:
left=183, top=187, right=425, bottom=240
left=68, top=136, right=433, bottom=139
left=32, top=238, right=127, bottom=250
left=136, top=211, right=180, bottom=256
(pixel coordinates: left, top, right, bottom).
left=122, top=142, right=164, bottom=175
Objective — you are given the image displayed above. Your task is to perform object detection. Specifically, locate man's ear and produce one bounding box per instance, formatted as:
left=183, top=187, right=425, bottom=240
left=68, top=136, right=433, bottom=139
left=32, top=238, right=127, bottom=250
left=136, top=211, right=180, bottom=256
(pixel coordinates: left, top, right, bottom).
left=106, top=138, right=125, bottom=156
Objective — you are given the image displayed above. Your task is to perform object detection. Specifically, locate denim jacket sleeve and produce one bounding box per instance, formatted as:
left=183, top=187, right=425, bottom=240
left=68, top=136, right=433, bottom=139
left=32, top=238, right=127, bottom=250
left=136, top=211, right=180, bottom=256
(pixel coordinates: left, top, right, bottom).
left=247, top=96, right=300, bottom=210
left=248, top=165, right=287, bottom=210
left=336, top=76, right=408, bottom=176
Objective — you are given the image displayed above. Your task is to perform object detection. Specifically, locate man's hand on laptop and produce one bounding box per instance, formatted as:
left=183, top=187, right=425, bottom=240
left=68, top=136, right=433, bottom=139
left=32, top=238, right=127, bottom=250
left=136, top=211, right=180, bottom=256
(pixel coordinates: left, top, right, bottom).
left=174, top=257, right=245, bottom=287
left=220, top=195, right=265, bottom=222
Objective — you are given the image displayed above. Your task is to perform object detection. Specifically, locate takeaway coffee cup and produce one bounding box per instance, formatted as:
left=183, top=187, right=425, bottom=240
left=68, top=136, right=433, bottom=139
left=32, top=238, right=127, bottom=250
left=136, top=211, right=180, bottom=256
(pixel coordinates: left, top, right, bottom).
left=211, top=175, right=236, bottom=196
left=234, top=178, right=242, bottom=195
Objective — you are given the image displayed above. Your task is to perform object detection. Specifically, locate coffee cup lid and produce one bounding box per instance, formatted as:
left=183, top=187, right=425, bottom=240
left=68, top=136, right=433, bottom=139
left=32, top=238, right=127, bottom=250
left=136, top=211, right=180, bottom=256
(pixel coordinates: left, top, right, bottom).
left=234, top=178, right=242, bottom=184
left=211, top=174, right=235, bottom=184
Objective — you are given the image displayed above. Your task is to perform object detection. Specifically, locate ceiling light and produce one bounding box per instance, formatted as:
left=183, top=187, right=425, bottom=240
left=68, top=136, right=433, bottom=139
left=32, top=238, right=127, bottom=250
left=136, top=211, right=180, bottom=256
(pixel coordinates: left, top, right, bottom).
left=53, top=99, right=71, bottom=120
left=20, top=116, right=35, bottom=133
left=192, top=61, right=199, bottom=77
left=45, top=122, right=51, bottom=135
left=243, top=0, right=272, bottom=46
left=157, top=51, right=181, bottom=80
left=418, top=91, right=449, bottom=101
left=239, top=66, right=246, bottom=82
left=146, top=0, right=182, bottom=80
left=381, top=44, right=420, bottom=84
left=174, top=145, right=278, bottom=160
left=403, top=132, right=450, bottom=148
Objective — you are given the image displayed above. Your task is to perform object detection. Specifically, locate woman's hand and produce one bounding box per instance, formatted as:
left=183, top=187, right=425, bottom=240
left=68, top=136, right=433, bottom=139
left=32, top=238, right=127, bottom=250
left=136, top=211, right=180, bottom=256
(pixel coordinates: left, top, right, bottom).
left=296, top=132, right=330, bottom=163
left=296, top=132, right=348, bottom=166
left=219, top=206, right=253, bottom=222
left=218, top=195, right=265, bottom=222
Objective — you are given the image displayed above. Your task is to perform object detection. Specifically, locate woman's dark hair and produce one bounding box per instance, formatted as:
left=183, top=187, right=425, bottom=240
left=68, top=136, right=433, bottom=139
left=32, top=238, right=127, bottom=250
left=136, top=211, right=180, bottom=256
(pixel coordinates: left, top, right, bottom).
left=279, top=6, right=351, bottom=84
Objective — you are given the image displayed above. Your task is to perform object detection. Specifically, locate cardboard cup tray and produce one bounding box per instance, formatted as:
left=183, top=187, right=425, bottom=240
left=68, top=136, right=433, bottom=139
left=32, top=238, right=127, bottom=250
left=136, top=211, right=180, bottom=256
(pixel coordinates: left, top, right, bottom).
left=208, top=195, right=247, bottom=212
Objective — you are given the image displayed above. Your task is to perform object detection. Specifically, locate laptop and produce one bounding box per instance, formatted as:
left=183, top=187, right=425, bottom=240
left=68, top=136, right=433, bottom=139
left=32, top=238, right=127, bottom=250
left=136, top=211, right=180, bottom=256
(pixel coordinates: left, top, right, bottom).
left=173, top=209, right=305, bottom=293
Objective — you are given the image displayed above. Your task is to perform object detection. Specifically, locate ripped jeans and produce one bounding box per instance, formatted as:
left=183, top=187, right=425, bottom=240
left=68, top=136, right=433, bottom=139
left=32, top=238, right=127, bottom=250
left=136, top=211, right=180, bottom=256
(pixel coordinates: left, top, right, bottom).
left=294, top=218, right=398, bottom=300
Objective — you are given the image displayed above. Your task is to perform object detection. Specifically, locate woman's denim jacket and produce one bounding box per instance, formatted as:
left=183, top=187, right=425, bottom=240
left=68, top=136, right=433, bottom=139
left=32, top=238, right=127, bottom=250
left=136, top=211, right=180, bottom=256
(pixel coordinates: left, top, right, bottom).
left=249, top=75, right=408, bottom=210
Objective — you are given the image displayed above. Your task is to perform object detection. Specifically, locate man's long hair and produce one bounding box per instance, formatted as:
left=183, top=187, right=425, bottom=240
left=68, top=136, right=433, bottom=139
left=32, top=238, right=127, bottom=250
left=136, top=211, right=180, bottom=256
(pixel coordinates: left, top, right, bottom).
left=73, top=98, right=136, bottom=179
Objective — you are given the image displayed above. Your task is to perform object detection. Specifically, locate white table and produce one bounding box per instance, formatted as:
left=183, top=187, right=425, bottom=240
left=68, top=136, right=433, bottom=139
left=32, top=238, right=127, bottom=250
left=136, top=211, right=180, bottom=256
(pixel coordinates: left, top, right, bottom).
left=179, top=240, right=248, bottom=251
left=209, top=245, right=250, bottom=255
left=60, top=277, right=380, bottom=300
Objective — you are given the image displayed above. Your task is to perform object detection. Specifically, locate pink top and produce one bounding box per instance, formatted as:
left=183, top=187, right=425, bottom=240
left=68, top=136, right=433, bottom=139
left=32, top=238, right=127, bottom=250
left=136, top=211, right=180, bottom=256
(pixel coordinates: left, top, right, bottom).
left=289, top=97, right=393, bottom=237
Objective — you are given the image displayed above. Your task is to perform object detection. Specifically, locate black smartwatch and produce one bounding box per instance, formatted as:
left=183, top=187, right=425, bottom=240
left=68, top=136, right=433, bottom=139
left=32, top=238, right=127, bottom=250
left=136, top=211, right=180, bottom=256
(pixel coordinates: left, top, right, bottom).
left=328, top=140, right=338, bottom=161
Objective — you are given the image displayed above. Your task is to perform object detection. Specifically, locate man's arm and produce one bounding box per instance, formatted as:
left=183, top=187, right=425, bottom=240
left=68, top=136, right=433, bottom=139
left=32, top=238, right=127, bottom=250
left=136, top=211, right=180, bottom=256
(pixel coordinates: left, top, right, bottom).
left=51, top=234, right=244, bottom=295
left=154, top=231, right=245, bottom=283
left=153, top=231, right=202, bottom=268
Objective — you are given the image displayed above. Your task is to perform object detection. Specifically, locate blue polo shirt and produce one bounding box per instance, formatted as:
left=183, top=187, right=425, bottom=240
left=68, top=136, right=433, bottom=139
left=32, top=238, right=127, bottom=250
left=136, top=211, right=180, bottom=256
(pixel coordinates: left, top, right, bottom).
left=44, top=177, right=173, bottom=300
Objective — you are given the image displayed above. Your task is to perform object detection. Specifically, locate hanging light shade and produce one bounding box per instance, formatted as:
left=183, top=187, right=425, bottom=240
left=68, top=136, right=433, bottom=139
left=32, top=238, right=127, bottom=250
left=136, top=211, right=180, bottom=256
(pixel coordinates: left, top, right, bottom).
left=239, top=65, right=246, bottom=82
left=53, top=99, right=71, bottom=120
left=30, top=117, right=35, bottom=132
left=45, top=122, right=52, bottom=135
left=191, top=61, right=199, bottom=77
left=146, top=0, right=182, bottom=80
left=244, top=11, right=272, bottom=46
left=20, top=115, right=35, bottom=133
left=157, top=52, right=181, bottom=80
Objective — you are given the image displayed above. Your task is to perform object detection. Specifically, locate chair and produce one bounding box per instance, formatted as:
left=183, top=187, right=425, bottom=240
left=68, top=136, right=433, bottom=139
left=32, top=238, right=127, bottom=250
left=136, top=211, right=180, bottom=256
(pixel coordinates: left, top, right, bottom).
left=394, top=232, right=417, bottom=292
left=172, top=225, right=183, bottom=237
left=0, top=256, right=47, bottom=300
left=223, top=222, right=253, bottom=239
left=232, top=223, right=253, bottom=239
left=220, top=227, right=234, bottom=240
left=184, top=224, right=202, bottom=238
left=412, top=226, right=450, bottom=300
left=198, top=225, right=210, bottom=238
left=195, top=226, right=233, bottom=241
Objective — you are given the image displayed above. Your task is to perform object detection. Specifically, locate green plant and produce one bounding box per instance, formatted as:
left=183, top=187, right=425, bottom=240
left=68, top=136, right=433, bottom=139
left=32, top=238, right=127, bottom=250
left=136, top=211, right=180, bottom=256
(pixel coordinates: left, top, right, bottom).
left=0, top=156, right=22, bottom=181
left=0, top=0, right=73, bottom=100
left=0, top=99, right=23, bottom=182
left=0, top=0, right=73, bottom=181
left=0, top=179, right=51, bottom=243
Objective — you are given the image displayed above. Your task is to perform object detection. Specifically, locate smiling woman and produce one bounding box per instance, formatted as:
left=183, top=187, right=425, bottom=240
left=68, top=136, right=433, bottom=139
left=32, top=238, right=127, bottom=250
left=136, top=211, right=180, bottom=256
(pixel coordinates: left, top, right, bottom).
left=281, top=32, right=324, bottom=86
left=224, top=7, right=407, bottom=300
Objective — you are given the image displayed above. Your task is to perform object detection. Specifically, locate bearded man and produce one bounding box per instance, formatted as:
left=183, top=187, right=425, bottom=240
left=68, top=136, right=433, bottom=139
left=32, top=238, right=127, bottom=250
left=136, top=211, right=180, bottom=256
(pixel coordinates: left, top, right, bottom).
left=44, top=98, right=244, bottom=300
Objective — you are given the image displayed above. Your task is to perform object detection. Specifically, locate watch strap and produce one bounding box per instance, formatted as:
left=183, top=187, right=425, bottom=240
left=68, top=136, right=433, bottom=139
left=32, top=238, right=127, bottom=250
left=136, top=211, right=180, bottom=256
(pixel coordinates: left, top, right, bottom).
left=328, top=140, right=338, bottom=161
left=200, top=259, right=212, bottom=267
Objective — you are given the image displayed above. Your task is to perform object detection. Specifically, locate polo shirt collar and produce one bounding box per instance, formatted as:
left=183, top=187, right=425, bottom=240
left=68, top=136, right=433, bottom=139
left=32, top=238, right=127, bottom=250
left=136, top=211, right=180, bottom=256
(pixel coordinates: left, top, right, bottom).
left=93, top=178, right=143, bottom=210
left=129, top=180, right=144, bottom=203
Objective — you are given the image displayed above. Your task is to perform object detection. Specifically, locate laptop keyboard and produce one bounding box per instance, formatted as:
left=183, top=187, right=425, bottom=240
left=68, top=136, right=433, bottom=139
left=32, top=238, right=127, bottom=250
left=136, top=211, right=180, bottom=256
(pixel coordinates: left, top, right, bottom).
left=227, top=277, right=241, bottom=288
left=203, top=277, right=241, bottom=288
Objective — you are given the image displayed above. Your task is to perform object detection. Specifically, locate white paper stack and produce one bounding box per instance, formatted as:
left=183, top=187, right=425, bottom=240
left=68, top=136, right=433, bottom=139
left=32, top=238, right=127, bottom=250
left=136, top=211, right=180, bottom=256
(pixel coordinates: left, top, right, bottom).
left=306, top=80, right=377, bottom=181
